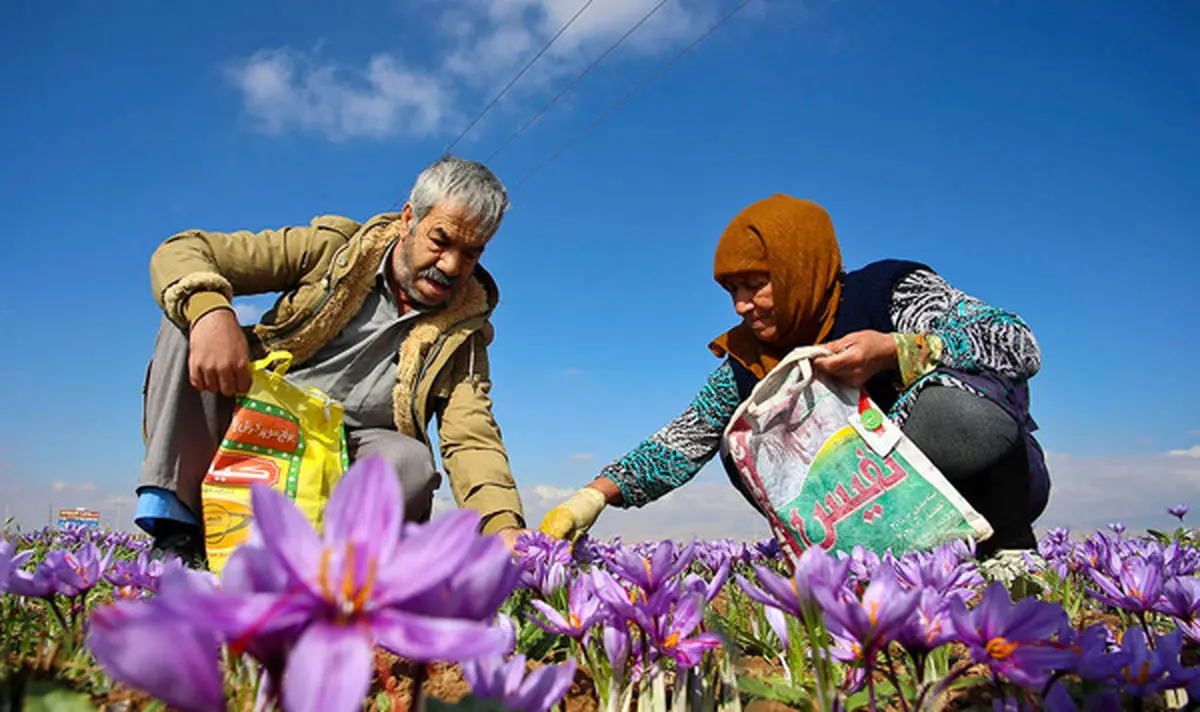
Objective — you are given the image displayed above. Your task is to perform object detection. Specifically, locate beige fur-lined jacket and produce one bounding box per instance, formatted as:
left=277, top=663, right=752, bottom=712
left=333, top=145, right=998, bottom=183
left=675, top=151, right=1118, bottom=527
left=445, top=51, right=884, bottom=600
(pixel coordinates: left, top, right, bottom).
left=148, top=212, right=525, bottom=535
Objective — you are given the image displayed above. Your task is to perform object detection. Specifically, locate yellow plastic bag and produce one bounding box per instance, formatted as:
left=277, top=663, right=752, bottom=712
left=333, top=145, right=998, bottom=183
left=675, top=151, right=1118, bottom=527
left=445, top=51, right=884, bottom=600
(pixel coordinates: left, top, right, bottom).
left=201, top=351, right=349, bottom=574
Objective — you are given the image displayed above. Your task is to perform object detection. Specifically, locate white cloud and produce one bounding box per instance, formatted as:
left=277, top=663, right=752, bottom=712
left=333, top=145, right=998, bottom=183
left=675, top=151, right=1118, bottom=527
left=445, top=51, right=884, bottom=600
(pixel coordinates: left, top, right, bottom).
left=1166, top=445, right=1200, bottom=458
left=227, top=0, right=746, bottom=141
left=3, top=481, right=141, bottom=533
left=228, top=50, right=453, bottom=141
left=567, top=453, right=595, bottom=462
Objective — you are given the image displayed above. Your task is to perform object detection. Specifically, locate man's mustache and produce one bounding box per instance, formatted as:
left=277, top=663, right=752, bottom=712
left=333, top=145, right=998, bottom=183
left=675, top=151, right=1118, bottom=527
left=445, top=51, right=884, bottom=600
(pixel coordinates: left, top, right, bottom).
left=417, top=266, right=457, bottom=288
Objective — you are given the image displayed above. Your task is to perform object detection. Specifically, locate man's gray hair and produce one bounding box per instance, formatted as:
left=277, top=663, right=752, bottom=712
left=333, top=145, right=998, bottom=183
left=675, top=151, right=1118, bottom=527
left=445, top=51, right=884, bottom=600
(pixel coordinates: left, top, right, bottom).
left=408, top=156, right=510, bottom=239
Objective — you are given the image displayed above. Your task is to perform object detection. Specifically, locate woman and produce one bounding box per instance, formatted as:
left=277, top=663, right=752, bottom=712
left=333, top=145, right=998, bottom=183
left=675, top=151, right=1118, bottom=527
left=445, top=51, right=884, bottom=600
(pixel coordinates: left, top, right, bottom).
left=540, top=195, right=1048, bottom=559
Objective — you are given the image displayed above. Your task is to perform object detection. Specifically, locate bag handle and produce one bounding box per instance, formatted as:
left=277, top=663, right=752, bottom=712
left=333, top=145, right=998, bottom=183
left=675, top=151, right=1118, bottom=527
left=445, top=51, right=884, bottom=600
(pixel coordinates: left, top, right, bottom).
left=253, top=350, right=294, bottom=377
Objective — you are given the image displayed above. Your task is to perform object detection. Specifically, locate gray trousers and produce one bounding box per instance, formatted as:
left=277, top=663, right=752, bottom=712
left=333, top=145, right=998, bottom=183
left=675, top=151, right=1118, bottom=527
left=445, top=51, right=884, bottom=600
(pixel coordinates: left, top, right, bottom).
left=901, top=385, right=1035, bottom=555
left=140, top=316, right=441, bottom=525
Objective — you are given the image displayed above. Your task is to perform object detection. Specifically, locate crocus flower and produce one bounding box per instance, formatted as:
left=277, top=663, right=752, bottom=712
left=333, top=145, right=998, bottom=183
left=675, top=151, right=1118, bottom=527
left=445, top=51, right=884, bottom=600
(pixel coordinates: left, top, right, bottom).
left=1168, top=504, right=1190, bottom=521
left=0, top=540, right=32, bottom=594
left=45, top=543, right=113, bottom=597
left=1087, top=556, right=1164, bottom=614
left=738, top=546, right=851, bottom=619
left=949, top=582, right=1073, bottom=687
left=813, top=563, right=918, bottom=657
left=8, top=559, right=56, bottom=599
left=530, top=578, right=605, bottom=639
left=87, top=587, right=226, bottom=712
left=1042, top=683, right=1121, bottom=712
left=609, top=540, right=695, bottom=595
left=683, top=556, right=730, bottom=603
left=1113, top=627, right=1186, bottom=697
left=648, top=592, right=723, bottom=668
left=763, top=605, right=790, bottom=650
left=893, top=587, right=955, bottom=655
left=1049, top=623, right=1129, bottom=682
left=1107, top=522, right=1125, bottom=536
left=462, top=654, right=576, bottom=712
left=158, top=455, right=516, bottom=712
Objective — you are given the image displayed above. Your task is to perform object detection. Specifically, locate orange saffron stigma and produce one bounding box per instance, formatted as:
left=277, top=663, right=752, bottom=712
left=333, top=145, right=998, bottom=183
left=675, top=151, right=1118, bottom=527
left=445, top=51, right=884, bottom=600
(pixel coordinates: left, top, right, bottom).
left=1124, top=661, right=1152, bottom=685
left=867, top=600, right=879, bottom=626
left=569, top=613, right=581, bottom=630
left=663, top=632, right=680, bottom=649
left=985, top=637, right=1018, bottom=660
left=643, top=557, right=653, bottom=584
left=318, top=548, right=334, bottom=602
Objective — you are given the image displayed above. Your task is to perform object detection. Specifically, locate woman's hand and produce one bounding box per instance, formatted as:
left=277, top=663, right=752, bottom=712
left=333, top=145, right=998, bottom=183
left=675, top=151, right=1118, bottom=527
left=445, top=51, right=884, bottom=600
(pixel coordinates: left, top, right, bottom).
left=812, top=330, right=899, bottom=387
left=539, top=480, right=618, bottom=541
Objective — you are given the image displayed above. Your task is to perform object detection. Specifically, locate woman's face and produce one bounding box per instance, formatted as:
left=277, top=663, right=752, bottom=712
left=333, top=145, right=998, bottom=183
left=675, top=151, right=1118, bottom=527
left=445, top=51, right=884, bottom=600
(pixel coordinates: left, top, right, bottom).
left=721, top=271, right=778, bottom=343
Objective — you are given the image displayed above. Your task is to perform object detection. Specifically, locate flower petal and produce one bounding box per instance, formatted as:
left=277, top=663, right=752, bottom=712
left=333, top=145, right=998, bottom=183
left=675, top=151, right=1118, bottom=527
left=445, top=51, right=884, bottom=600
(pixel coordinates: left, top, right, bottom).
left=512, top=659, right=577, bottom=712
left=250, top=484, right=322, bottom=583
left=322, top=454, right=403, bottom=562
left=282, top=621, right=374, bottom=712
left=87, top=602, right=226, bottom=712
left=374, top=510, right=482, bottom=604
left=373, top=609, right=511, bottom=662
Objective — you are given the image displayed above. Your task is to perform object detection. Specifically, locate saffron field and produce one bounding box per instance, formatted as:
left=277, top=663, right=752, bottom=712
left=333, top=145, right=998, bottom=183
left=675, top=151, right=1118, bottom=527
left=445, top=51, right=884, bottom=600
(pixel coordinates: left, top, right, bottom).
left=2, top=457, right=1198, bottom=711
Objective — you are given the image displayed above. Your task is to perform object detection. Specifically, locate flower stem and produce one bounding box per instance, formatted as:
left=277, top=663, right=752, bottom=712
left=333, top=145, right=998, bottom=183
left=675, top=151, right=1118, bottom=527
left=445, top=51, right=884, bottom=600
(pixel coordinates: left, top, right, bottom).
left=47, top=598, right=70, bottom=636
left=881, top=647, right=909, bottom=712
left=411, top=662, right=429, bottom=712
left=866, top=658, right=877, bottom=712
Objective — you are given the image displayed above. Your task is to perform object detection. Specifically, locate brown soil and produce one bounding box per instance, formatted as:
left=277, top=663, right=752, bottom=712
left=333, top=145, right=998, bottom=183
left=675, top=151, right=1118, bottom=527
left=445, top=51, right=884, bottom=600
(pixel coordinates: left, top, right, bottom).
left=371, top=649, right=600, bottom=712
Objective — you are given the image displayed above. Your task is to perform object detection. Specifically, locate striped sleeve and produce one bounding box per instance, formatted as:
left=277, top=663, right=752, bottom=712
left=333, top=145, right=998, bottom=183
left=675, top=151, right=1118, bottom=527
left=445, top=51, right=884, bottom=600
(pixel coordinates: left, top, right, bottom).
left=889, top=268, right=1041, bottom=379
left=599, top=361, right=742, bottom=508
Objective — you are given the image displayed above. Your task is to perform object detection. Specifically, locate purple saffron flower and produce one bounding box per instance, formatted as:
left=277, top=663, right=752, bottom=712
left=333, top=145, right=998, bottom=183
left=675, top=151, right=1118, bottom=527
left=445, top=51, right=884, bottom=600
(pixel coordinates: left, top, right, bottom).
left=0, top=540, right=32, bottom=594
left=87, top=596, right=226, bottom=712
left=648, top=592, right=723, bottom=668
left=166, top=455, right=516, bottom=712
left=45, top=543, right=113, bottom=597
left=763, top=605, right=790, bottom=650
left=812, top=563, right=918, bottom=656
left=1087, top=557, right=1164, bottom=614
left=530, top=578, right=604, bottom=639
left=1168, top=504, right=1190, bottom=522
left=609, top=540, right=695, bottom=594
left=949, top=582, right=1073, bottom=687
left=738, top=546, right=851, bottom=619
left=894, top=587, right=955, bottom=655
left=1042, top=682, right=1122, bottom=712
left=8, top=559, right=56, bottom=599
left=1113, top=627, right=1183, bottom=697
left=600, top=621, right=631, bottom=675
left=1051, top=623, right=1130, bottom=682
left=462, top=654, right=576, bottom=712
left=684, top=556, right=730, bottom=603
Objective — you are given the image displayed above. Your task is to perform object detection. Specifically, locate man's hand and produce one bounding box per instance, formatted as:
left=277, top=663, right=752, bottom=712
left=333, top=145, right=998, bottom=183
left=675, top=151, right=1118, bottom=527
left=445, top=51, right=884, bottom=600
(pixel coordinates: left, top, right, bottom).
left=539, top=486, right=608, bottom=542
left=812, top=330, right=899, bottom=388
left=496, top=527, right=526, bottom=552
left=188, top=308, right=252, bottom=396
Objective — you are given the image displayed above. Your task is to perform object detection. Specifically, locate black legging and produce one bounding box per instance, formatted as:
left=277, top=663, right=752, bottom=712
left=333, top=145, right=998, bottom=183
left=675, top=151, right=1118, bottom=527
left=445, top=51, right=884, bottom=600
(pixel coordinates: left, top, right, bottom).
left=901, top=385, right=1037, bottom=558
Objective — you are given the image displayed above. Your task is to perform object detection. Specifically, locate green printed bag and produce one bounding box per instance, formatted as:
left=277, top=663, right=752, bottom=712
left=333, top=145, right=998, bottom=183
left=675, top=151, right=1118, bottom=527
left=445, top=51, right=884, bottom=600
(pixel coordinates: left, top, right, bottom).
left=722, top=346, right=993, bottom=567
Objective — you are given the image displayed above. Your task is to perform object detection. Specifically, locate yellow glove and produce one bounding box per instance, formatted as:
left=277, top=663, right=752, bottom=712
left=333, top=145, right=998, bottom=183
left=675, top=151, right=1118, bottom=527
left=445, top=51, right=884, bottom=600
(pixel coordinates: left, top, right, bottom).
left=539, top=487, right=608, bottom=541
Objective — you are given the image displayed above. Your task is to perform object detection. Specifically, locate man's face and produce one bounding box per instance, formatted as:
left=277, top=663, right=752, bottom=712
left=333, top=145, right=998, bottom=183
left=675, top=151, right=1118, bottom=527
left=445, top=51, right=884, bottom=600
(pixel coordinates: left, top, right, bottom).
left=390, top=201, right=491, bottom=308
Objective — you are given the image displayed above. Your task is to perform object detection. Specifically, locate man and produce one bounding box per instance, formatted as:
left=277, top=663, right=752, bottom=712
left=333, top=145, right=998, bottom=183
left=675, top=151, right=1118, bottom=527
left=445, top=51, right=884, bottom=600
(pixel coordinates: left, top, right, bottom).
left=137, top=156, right=527, bottom=564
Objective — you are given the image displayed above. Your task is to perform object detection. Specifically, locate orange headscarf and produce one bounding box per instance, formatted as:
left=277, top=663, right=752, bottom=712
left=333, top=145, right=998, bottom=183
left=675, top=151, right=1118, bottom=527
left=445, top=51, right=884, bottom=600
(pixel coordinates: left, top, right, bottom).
left=708, top=195, right=844, bottom=379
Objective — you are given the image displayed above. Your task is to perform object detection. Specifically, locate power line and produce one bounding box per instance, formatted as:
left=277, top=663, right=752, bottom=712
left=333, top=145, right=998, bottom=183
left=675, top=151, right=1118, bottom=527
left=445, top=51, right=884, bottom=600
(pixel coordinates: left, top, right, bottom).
left=484, top=0, right=671, bottom=164
left=514, top=0, right=756, bottom=190
left=443, top=0, right=597, bottom=157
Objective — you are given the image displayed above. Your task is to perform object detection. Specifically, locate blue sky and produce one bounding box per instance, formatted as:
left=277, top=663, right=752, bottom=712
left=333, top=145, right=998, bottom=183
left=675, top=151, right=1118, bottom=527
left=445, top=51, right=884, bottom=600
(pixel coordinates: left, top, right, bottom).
left=1, top=0, right=1197, bottom=535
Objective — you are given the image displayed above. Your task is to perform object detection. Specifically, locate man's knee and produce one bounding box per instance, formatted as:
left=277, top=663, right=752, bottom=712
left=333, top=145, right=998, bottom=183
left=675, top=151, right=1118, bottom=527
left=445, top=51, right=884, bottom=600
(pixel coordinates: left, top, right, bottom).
left=902, top=386, right=1020, bottom=480
left=348, top=429, right=442, bottom=518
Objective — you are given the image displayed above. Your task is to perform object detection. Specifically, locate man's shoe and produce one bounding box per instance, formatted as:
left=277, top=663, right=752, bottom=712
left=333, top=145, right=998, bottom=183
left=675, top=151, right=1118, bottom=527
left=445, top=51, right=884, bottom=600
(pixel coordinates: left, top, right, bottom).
left=149, top=523, right=208, bottom=570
